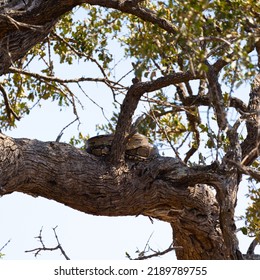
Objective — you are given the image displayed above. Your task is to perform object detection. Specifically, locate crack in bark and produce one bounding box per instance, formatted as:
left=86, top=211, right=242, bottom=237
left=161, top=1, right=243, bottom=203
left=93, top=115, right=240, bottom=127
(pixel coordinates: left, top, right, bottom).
left=0, top=133, right=229, bottom=259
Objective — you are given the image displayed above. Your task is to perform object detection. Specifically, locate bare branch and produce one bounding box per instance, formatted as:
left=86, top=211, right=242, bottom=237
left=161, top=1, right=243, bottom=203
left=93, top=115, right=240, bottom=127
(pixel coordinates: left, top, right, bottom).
left=56, top=118, right=79, bottom=142
left=50, top=31, right=110, bottom=81
left=125, top=232, right=177, bottom=260
left=25, top=227, right=70, bottom=260
left=134, top=244, right=177, bottom=260
left=0, top=239, right=11, bottom=252
left=77, top=83, right=111, bottom=123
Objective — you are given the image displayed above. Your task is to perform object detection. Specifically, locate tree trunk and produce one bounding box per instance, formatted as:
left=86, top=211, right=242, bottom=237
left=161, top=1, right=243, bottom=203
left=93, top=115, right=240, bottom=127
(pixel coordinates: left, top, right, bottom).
left=0, top=0, right=249, bottom=260
left=0, top=133, right=241, bottom=259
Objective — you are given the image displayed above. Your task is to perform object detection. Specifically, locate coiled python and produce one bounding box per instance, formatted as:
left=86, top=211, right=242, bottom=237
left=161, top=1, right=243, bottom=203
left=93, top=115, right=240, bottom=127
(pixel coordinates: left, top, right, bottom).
left=86, top=133, right=159, bottom=161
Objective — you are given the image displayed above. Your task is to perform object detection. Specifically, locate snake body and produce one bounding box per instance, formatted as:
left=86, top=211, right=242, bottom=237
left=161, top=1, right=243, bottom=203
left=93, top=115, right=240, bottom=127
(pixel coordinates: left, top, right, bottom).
left=86, top=133, right=159, bottom=160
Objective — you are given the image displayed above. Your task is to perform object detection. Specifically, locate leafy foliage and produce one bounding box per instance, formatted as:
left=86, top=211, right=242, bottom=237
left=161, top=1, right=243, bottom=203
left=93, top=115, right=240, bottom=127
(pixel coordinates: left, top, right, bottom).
left=245, top=183, right=260, bottom=240
left=1, top=0, right=260, bottom=245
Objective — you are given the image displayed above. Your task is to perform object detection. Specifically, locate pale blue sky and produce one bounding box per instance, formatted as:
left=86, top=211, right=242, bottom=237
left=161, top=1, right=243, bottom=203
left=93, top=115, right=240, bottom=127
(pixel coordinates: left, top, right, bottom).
left=1, top=5, right=259, bottom=260
left=1, top=76, right=259, bottom=260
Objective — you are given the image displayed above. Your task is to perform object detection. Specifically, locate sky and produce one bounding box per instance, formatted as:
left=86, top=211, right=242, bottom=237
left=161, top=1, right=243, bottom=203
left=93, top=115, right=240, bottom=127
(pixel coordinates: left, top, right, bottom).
left=0, top=100, right=175, bottom=260
left=0, top=46, right=176, bottom=260
left=0, top=5, right=259, bottom=260
left=1, top=99, right=258, bottom=259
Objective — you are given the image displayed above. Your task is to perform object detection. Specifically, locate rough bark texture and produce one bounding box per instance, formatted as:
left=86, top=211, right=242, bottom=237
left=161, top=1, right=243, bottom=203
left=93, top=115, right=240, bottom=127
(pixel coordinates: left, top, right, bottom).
left=1, top=0, right=260, bottom=260
left=0, top=133, right=232, bottom=259
left=0, top=0, right=179, bottom=75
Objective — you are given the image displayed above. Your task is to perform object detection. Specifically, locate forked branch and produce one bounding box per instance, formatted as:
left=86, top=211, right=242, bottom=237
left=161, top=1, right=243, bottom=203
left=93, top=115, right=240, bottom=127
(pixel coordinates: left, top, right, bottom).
left=25, top=227, right=70, bottom=260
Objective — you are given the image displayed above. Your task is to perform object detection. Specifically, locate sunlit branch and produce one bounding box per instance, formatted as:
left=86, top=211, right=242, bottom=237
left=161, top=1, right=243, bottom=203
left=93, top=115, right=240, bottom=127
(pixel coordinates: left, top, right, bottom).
left=8, top=66, right=120, bottom=87
left=0, top=83, right=21, bottom=121
left=227, top=159, right=260, bottom=181
left=109, top=71, right=199, bottom=165
left=86, top=0, right=178, bottom=35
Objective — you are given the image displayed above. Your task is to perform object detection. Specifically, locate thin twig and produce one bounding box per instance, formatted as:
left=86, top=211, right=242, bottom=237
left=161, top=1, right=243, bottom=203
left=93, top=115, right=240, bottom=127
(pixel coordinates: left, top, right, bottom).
left=148, top=108, right=182, bottom=161
left=9, top=66, right=117, bottom=85
left=56, top=117, right=79, bottom=142
left=134, top=244, right=178, bottom=260
left=25, top=226, right=70, bottom=260
left=0, top=239, right=11, bottom=252
left=77, top=82, right=111, bottom=124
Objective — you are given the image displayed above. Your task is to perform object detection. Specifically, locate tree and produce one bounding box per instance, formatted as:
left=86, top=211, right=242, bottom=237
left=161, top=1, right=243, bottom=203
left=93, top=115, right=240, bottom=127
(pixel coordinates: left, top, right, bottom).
left=0, top=0, right=260, bottom=260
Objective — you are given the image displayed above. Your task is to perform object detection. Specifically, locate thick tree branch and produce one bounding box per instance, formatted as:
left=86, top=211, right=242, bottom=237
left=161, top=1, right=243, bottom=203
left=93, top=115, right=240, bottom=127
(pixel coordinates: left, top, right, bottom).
left=182, top=95, right=248, bottom=113
left=86, top=0, right=178, bottom=35
left=0, top=133, right=220, bottom=215
left=109, top=71, right=199, bottom=165
left=241, top=74, right=260, bottom=165
left=0, top=0, right=86, bottom=75
left=227, top=159, right=260, bottom=181
left=0, top=133, right=235, bottom=259
left=0, top=0, right=179, bottom=76
left=0, top=0, right=255, bottom=261
left=247, top=237, right=259, bottom=255
left=204, top=60, right=227, bottom=130
left=216, top=122, right=243, bottom=259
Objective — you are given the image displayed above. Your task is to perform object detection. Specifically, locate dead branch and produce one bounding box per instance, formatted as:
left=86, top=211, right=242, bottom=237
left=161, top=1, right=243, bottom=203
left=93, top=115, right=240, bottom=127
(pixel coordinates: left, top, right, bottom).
left=25, top=226, right=70, bottom=260
left=125, top=232, right=177, bottom=260
left=0, top=239, right=11, bottom=253
left=130, top=244, right=177, bottom=260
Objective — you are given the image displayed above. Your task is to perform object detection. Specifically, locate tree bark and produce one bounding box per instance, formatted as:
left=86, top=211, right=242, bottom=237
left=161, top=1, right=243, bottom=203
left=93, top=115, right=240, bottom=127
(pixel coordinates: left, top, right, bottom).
left=0, top=133, right=241, bottom=259
left=0, top=0, right=249, bottom=260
